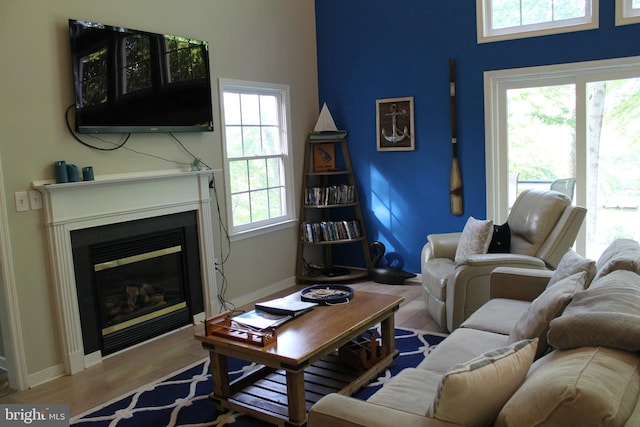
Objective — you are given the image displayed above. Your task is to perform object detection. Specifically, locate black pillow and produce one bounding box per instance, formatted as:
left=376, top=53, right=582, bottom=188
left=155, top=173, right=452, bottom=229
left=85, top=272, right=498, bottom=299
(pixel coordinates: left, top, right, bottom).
left=488, top=222, right=511, bottom=253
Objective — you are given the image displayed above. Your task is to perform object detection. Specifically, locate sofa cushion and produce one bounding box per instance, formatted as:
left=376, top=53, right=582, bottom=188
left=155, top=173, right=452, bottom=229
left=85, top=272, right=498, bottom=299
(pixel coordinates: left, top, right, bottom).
left=461, top=298, right=530, bottom=335
left=454, top=216, right=493, bottom=264
left=428, top=339, right=537, bottom=427
left=509, top=271, right=586, bottom=358
left=366, top=367, right=442, bottom=416
left=547, top=249, right=596, bottom=288
left=488, top=222, right=511, bottom=253
left=547, top=274, right=640, bottom=352
left=589, top=265, right=640, bottom=290
left=593, top=238, right=640, bottom=282
left=418, top=327, right=509, bottom=374
left=495, top=346, right=640, bottom=427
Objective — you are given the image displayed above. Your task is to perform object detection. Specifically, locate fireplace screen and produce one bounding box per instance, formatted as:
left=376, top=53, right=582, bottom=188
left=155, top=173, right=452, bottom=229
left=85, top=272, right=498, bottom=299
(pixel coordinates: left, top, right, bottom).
left=94, top=245, right=186, bottom=336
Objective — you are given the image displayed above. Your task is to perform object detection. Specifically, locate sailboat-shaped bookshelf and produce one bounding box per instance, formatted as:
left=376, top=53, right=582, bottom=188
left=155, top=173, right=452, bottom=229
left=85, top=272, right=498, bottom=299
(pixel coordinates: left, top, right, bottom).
left=295, top=104, right=371, bottom=282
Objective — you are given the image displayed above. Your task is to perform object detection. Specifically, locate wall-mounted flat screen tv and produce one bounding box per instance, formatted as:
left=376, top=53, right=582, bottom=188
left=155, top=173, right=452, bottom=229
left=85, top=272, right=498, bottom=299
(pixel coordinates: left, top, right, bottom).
left=68, top=19, right=214, bottom=134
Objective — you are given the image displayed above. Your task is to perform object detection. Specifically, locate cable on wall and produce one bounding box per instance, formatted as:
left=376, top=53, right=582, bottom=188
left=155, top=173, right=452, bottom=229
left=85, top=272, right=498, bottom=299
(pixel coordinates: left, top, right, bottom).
left=65, top=104, right=131, bottom=151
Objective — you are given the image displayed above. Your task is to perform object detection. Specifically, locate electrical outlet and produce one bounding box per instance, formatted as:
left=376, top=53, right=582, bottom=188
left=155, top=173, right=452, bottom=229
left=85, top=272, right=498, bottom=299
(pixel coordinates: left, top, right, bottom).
left=14, top=191, right=29, bottom=212
left=29, top=190, right=42, bottom=210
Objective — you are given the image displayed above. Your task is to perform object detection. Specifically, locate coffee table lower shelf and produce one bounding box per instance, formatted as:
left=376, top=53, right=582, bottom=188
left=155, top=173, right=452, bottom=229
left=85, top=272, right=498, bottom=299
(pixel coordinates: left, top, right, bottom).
left=210, top=350, right=398, bottom=427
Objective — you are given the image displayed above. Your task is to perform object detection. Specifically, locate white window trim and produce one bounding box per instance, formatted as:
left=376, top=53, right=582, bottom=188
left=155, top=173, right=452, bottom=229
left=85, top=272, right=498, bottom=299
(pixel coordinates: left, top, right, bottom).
left=477, top=0, right=599, bottom=44
left=483, top=56, right=640, bottom=253
left=616, top=0, right=640, bottom=26
left=218, top=78, right=296, bottom=241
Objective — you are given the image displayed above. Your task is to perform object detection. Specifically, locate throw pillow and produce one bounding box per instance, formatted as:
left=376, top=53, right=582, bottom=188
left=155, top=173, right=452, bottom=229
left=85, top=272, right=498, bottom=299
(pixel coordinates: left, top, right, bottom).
left=547, top=273, right=640, bottom=352
left=509, top=272, right=586, bottom=358
left=428, top=338, right=537, bottom=427
left=454, top=216, right=494, bottom=264
left=593, top=238, right=640, bottom=282
left=546, top=249, right=596, bottom=288
left=488, top=222, right=511, bottom=253
left=495, top=347, right=640, bottom=427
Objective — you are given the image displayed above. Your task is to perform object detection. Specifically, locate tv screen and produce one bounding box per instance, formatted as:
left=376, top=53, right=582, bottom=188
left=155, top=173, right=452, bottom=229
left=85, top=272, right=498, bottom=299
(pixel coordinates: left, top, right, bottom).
left=68, top=19, right=214, bottom=133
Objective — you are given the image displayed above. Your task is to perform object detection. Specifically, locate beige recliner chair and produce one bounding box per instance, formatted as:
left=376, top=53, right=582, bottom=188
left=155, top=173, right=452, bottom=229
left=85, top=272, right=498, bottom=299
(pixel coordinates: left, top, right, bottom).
left=421, top=189, right=586, bottom=332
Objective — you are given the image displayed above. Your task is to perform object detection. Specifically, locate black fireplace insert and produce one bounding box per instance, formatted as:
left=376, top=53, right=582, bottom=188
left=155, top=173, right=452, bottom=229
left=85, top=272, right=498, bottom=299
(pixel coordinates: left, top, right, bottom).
left=71, top=211, right=203, bottom=356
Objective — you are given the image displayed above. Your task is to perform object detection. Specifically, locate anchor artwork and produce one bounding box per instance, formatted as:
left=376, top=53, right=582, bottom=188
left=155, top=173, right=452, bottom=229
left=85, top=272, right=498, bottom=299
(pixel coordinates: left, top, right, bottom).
left=376, top=96, right=415, bottom=151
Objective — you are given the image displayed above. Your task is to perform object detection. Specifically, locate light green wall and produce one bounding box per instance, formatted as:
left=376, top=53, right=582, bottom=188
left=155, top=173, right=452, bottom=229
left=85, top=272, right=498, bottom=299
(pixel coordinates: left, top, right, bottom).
left=0, top=0, right=318, bottom=382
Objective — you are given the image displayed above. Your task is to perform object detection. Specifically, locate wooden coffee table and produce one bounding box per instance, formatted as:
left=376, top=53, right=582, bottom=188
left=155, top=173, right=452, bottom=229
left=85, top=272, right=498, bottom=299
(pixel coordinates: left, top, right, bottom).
left=195, top=289, right=403, bottom=426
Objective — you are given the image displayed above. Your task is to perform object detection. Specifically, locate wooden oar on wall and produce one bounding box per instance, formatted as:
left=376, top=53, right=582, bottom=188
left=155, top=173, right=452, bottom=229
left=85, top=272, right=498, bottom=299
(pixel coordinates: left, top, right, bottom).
left=449, top=58, right=463, bottom=216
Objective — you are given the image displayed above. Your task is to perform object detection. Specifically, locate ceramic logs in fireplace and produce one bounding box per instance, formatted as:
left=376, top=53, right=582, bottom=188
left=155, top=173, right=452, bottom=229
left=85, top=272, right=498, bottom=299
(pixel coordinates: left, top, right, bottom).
left=71, top=211, right=203, bottom=356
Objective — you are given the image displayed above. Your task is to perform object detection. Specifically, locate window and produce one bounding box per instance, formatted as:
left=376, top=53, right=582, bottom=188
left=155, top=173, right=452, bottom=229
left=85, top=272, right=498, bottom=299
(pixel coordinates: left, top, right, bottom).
left=477, top=0, right=598, bottom=43
left=484, top=57, right=640, bottom=259
left=219, top=79, right=295, bottom=237
left=616, top=0, right=640, bottom=25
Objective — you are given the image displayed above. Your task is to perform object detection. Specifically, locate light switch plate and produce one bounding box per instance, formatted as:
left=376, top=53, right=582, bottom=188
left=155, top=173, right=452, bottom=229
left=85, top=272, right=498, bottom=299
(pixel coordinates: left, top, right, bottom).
left=15, top=191, right=29, bottom=212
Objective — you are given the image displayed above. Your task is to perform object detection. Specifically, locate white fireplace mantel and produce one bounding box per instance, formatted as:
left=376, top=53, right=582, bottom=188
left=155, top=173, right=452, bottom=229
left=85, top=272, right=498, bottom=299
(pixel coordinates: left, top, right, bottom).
left=34, top=169, right=219, bottom=375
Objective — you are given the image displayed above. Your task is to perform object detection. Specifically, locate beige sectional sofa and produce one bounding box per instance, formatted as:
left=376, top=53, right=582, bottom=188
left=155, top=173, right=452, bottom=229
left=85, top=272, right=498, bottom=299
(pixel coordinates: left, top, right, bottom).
left=308, top=239, right=640, bottom=427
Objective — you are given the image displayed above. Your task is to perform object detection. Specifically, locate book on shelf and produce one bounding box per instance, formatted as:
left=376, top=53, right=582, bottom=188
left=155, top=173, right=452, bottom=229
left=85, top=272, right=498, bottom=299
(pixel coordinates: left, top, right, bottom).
left=255, top=297, right=318, bottom=316
left=232, top=310, right=292, bottom=331
left=301, top=220, right=362, bottom=242
left=305, top=185, right=355, bottom=206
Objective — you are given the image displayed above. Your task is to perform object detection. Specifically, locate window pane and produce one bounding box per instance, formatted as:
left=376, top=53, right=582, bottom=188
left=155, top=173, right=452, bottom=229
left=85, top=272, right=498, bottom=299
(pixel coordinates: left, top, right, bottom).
left=243, top=126, right=262, bottom=157
left=223, top=92, right=242, bottom=125
left=248, top=159, right=267, bottom=190
left=225, top=126, right=244, bottom=158
left=231, top=192, right=251, bottom=226
left=554, top=0, right=586, bottom=20
left=229, top=160, right=249, bottom=193
left=492, top=0, right=521, bottom=29
left=260, top=95, right=278, bottom=125
left=267, top=158, right=282, bottom=187
left=634, top=0, right=640, bottom=8
left=241, top=94, right=260, bottom=125
left=507, top=85, right=576, bottom=207
left=586, top=78, right=640, bottom=258
left=522, top=0, right=552, bottom=25
left=262, top=126, right=280, bottom=155
left=251, top=190, right=269, bottom=222
left=269, top=188, right=284, bottom=217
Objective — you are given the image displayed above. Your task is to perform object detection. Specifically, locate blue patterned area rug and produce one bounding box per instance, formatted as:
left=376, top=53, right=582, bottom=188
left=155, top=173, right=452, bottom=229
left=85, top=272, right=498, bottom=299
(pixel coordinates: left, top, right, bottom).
left=71, top=327, right=446, bottom=426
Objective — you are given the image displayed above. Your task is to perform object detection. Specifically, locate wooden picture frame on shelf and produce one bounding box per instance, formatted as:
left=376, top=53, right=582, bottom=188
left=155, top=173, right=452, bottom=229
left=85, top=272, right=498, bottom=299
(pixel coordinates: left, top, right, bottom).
left=376, top=96, right=415, bottom=151
left=313, top=142, right=336, bottom=172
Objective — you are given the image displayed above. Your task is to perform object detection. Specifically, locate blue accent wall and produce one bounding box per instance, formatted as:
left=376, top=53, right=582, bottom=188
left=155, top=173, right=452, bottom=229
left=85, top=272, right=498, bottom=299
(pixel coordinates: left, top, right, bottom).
left=315, top=0, right=640, bottom=273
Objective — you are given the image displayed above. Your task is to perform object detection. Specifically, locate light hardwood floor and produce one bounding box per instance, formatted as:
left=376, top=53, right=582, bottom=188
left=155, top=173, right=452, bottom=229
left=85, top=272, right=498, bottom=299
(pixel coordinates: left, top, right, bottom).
left=0, top=280, right=443, bottom=416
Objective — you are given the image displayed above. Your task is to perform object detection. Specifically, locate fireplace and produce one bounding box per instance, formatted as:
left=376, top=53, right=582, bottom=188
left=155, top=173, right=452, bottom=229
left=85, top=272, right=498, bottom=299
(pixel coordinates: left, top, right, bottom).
left=71, top=211, right=203, bottom=356
left=34, top=169, right=218, bottom=374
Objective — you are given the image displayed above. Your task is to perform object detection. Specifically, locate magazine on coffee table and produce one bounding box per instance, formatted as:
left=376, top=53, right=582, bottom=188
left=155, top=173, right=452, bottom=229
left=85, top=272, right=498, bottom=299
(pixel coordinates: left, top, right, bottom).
left=232, top=310, right=292, bottom=331
left=255, top=297, right=318, bottom=316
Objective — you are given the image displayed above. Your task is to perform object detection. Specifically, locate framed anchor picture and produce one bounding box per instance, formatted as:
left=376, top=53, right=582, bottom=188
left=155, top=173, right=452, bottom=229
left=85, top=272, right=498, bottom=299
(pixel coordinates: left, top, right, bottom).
left=376, top=96, right=415, bottom=151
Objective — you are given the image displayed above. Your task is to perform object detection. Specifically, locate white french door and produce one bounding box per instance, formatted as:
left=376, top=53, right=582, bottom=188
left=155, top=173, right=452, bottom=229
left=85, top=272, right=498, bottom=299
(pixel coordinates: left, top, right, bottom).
left=485, top=56, right=640, bottom=259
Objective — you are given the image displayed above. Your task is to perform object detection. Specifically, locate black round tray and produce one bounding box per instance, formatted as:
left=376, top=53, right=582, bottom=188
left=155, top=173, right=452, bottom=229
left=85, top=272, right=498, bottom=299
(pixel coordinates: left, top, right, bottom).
left=300, top=284, right=354, bottom=305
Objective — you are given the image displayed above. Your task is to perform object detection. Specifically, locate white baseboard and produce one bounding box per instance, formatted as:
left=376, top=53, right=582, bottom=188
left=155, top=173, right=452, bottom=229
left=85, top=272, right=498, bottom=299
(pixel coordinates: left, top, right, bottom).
left=27, top=363, right=65, bottom=389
